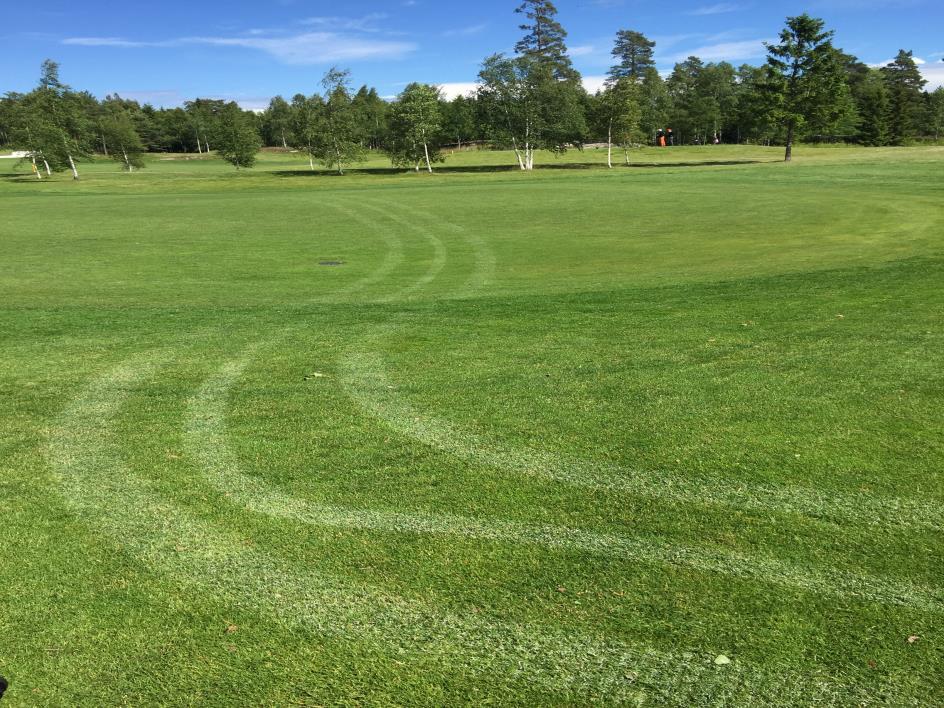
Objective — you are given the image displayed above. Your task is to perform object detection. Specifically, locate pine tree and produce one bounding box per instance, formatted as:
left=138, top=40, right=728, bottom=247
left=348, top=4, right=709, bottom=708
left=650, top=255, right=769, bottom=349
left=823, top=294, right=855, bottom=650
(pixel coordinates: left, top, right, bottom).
left=882, top=50, right=927, bottom=145
left=854, top=70, right=890, bottom=146
left=765, top=14, right=845, bottom=161
left=608, top=30, right=656, bottom=83
left=514, top=0, right=577, bottom=82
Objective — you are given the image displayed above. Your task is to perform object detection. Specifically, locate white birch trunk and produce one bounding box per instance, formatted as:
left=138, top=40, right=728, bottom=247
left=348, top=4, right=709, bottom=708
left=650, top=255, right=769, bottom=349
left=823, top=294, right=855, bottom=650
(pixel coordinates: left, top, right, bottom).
left=204, top=139, right=210, bottom=153
left=423, top=140, right=433, bottom=173
left=43, top=159, right=52, bottom=176
left=196, top=135, right=202, bottom=154
left=511, top=137, right=525, bottom=170
left=281, top=131, right=288, bottom=149
left=624, top=147, right=630, bottom=166
left=607, top=121, right=613, bottom=169
left=122, top=148, right=133, bottom=172
left=67, top=153, right=79, bottom=180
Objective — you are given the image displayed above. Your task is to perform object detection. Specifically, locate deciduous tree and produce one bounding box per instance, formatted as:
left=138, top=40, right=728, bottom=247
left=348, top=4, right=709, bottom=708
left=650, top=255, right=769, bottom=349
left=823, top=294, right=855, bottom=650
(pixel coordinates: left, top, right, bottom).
left=215, top=102, right=262, bottom=169
left=387, top=83, right=444, bottom=173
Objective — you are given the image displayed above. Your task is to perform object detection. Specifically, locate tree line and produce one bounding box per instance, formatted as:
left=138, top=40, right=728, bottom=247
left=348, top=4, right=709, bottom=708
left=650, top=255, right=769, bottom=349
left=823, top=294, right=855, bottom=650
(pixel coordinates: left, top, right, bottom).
left=2, top=1, right=942, bottom=178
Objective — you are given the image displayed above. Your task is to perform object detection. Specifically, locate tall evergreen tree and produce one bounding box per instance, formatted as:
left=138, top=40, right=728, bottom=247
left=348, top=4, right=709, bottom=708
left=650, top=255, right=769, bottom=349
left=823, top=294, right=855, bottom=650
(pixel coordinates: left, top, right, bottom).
left=514, top=0, right=577, bottom=82
left=929, top=87, right=944, bottom=141
left=608, top=30, right=656, bottom=83
left=765, top=14, right=845, bottom=161
left=853, top=69, right=890, bottom=146
left=881, top=50, right=927, bottom=144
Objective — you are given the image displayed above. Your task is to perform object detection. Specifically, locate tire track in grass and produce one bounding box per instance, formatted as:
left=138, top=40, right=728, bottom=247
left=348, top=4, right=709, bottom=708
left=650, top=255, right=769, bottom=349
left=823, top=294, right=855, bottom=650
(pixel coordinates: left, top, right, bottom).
left=185, top=354, right=944, bottom=612
left=46, top=355, right=881, bottom=705
left=340, top=346, right=944, bottom=535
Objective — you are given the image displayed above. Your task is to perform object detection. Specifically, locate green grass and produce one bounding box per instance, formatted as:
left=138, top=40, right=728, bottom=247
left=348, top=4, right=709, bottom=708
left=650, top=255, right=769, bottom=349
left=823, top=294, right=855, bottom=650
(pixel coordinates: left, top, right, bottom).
left=1, top=145, right=942, bottom=705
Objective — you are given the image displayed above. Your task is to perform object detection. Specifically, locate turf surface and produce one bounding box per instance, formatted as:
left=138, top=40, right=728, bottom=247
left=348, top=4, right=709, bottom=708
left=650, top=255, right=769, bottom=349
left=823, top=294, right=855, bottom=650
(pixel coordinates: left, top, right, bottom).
left=1, top=145, right=942, bottom=704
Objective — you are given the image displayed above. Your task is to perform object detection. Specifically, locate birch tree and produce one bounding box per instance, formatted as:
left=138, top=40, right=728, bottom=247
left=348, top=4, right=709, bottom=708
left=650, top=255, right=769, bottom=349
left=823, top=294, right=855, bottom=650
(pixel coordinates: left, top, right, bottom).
left=101, top=103, right=146, bottom=172
left=599, top=78, right=642, bottom=167
left=387, top=83, right=443, bottom=173
left=312, top=68, right=365, bottom=175
left=477, top=54, right=584, bottom=170
left=17, top=61, right=91, bottom=179
left=289, top=93, right=324, bottom=170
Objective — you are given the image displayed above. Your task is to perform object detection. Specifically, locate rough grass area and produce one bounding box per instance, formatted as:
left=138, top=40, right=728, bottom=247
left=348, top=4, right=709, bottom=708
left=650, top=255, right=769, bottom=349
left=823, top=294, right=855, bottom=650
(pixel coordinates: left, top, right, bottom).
left=0, top=145, right=942, bottom=705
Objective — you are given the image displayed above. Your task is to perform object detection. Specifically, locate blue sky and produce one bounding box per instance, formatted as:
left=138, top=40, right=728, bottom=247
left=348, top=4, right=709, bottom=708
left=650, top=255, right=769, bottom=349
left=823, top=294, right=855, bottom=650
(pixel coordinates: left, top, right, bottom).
left=4, top=1, right=942, bottom=108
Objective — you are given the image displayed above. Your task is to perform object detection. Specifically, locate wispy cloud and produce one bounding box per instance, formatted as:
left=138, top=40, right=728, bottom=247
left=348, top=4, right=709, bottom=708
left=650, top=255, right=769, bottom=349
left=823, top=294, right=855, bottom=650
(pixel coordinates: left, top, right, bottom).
left=297, top=14, right=389, bottom=33
left=688, top=3, right=741, bottom=15
left=667, top=38, right=770, bottom=63
left=570, top=44, right=596, bottom=57
left=63, top=31, right=416, bottom=64
left=442, top=24, right=488, bottom=38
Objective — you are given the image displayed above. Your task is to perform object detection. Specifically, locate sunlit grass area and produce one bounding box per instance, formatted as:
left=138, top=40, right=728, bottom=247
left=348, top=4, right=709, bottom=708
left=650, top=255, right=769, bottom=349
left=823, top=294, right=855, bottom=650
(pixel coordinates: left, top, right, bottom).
left=0, top=145, right=942, bottom=704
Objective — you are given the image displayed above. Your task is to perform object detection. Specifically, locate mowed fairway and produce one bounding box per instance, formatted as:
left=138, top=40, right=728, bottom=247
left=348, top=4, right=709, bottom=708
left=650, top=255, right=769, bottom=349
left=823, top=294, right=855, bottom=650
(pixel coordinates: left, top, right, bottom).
left=0, top=146, right=942, bottom=704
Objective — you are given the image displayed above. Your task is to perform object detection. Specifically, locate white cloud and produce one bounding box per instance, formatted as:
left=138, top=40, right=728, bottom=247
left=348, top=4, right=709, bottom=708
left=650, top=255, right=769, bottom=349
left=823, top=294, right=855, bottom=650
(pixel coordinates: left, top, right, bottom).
left=442, top=24, right=488, bottom=38
left=436, top=82, right=479, bottom=99
left=64, top=31, right=416, bottom=64
left=297, top=14, right=389, bottom=33
left=582, top=75, right=608, bottom=94
left=570, top=45, right=596, bottom=57
left=688, top=3, right=740, bottom=15
left=920, top=63, right=944, bottom=90
left=666, top=38, right=770, bottom=64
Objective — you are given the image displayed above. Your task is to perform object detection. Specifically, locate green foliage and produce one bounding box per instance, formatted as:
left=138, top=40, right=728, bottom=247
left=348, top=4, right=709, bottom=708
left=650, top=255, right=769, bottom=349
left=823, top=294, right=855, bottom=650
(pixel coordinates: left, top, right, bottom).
left=882, top=50, right=928, bottom=144
left=765, top=14, right=848, bottom=159
left=514, top=0, right=578, bottom=82
left=440, top=95, right=477, bottom=147
left=101, top=101, right=147, bottom=171
left=312, top=68, right=366, bottom=175
left=477, top=54, right=585, bottom=169
left=261, top=96, right=293, bottom=148
left=608, top=29, right=656, bottom=82
left=215, top=102, right=262, bottom=169
left=386, top=83, right=444, bottom=172
left=0, top=146, right=943, bottom=704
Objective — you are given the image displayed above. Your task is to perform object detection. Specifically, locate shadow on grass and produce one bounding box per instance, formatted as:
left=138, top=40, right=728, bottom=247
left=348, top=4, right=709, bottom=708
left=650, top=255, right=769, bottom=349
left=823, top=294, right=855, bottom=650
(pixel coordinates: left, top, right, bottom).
left=272, top=159, right=769, bottom=178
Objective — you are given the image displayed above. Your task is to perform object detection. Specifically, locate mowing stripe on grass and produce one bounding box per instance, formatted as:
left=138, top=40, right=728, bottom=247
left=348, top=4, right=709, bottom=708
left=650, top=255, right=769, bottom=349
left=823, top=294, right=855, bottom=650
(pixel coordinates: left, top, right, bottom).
left=372, top=198, right=496, bottom=297
left=358, top=200, right=448, bottom=302
left=185, top=354, right=944, bottom=612
left=340, top=347, right=944, bottom=534
left=46, top=356, right=883, bottom=705
left=314, top=198, right=405, bottom=303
